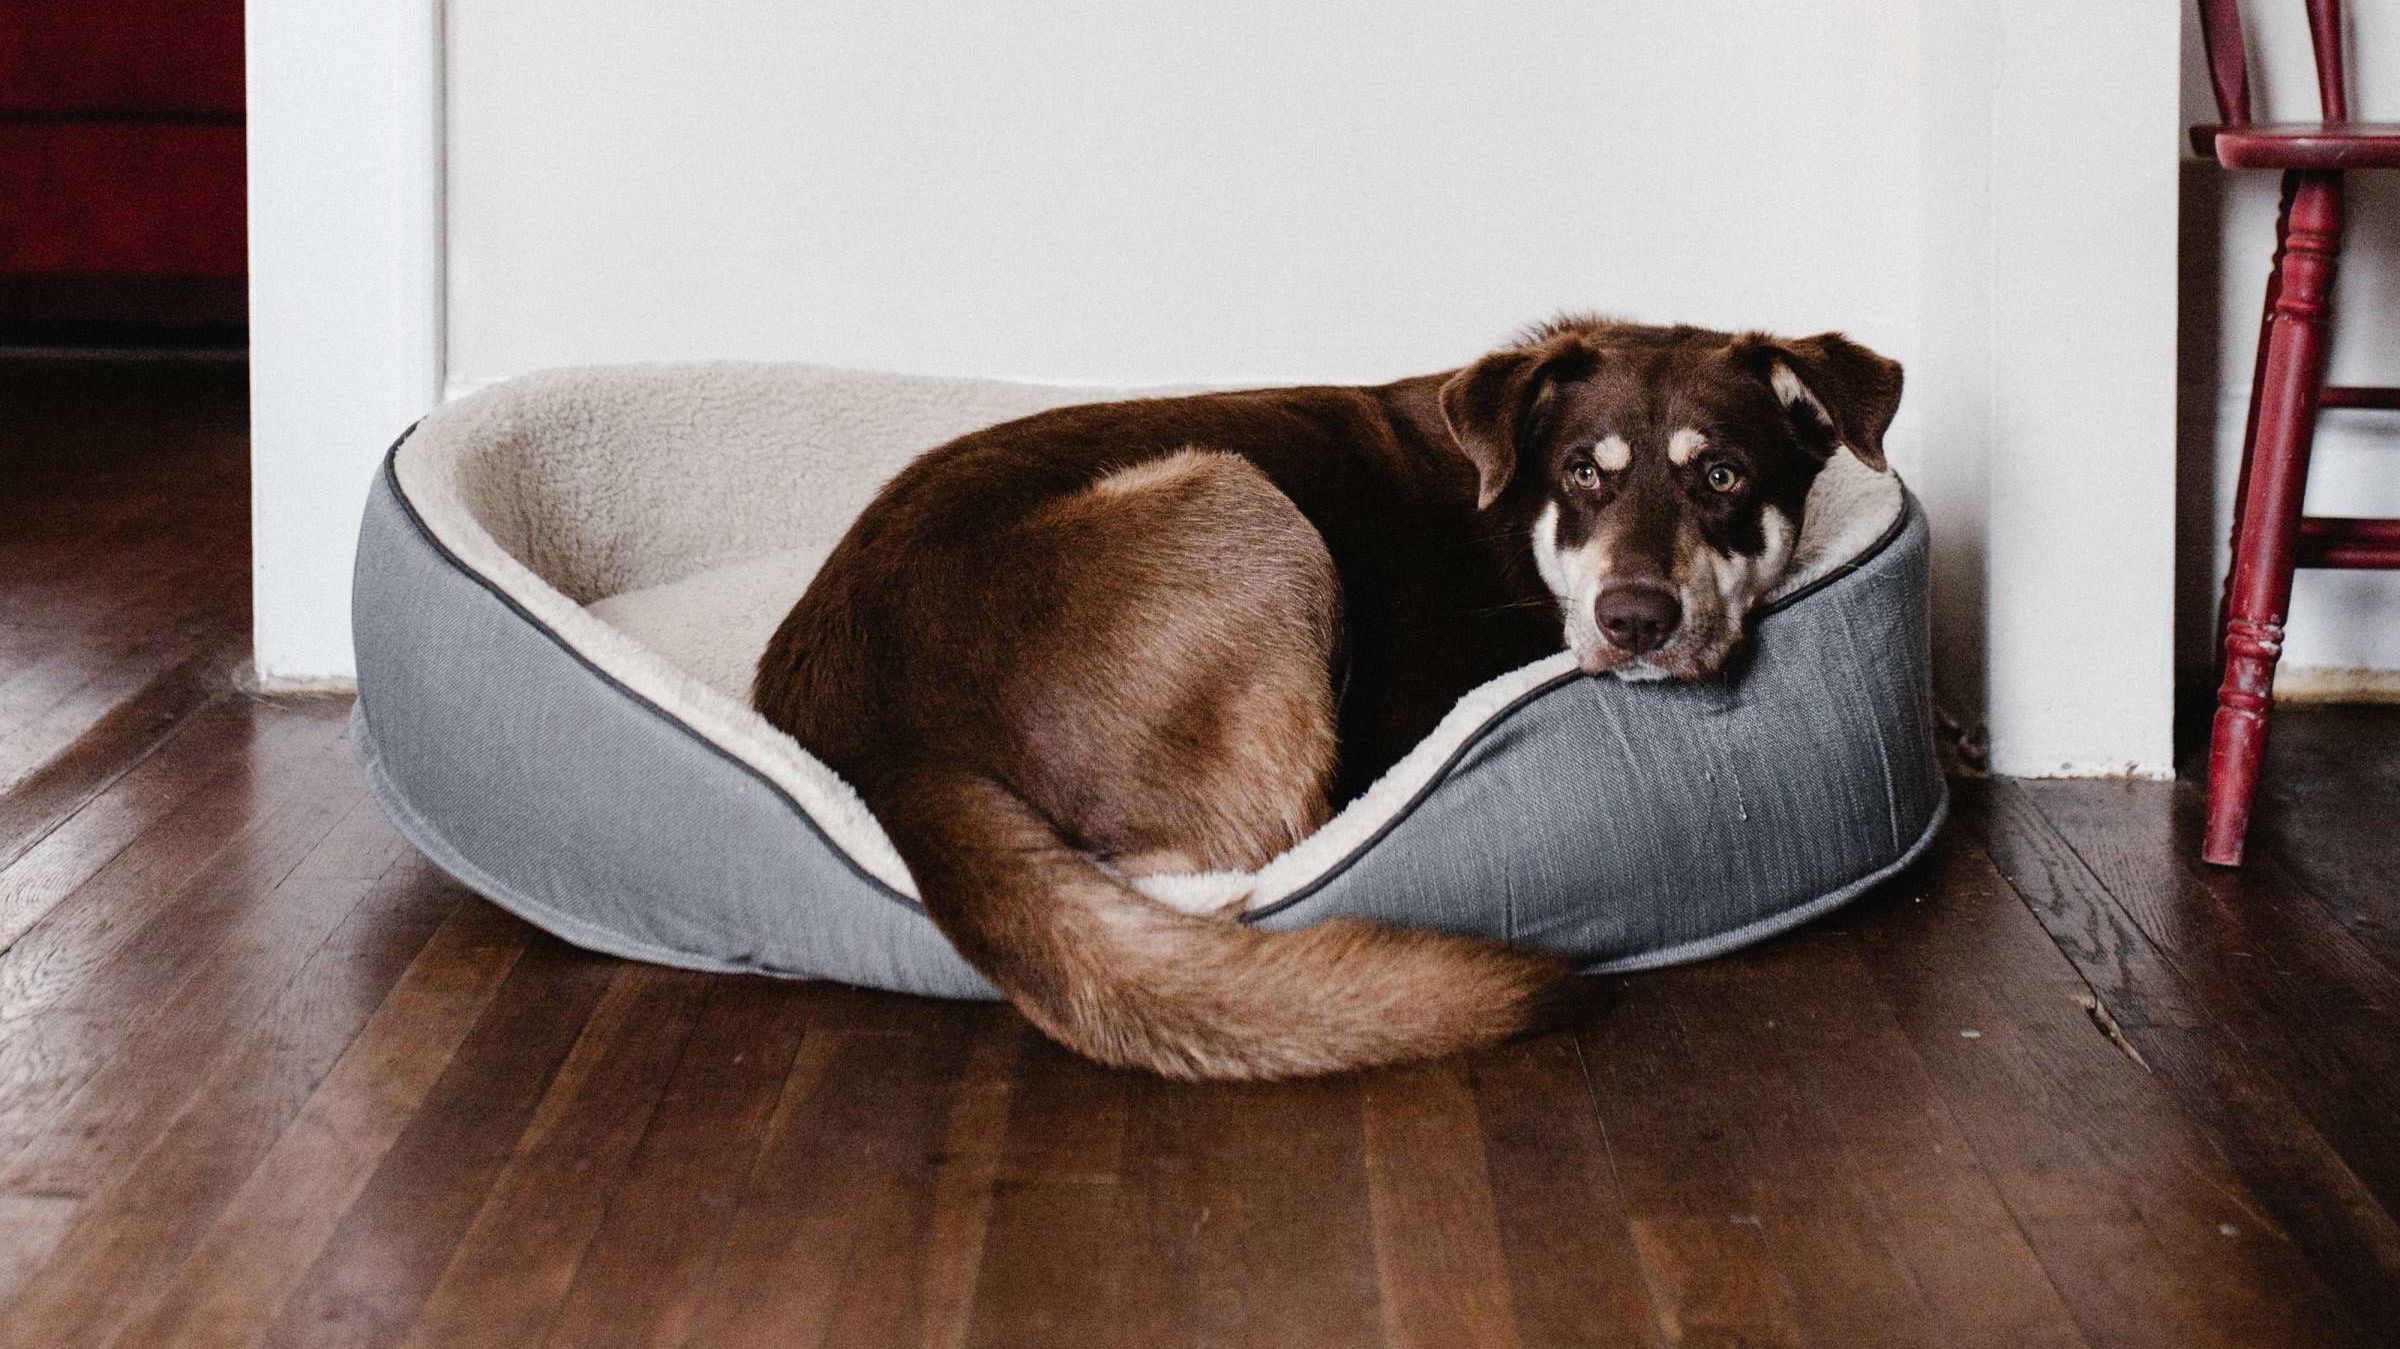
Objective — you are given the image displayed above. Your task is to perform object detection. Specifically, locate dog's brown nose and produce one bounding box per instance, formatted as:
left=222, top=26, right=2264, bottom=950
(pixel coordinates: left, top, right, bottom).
left=1595, top=586, right=1681, bottom=655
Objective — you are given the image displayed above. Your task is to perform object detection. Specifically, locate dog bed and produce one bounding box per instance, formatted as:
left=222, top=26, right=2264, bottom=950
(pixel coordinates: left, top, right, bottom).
left=352, top=362, right=1945, bottom=999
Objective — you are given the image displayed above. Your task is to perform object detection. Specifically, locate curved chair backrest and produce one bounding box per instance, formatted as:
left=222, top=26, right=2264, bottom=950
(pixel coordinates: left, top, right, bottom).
left=2196, top=0, right=2350, bottom=125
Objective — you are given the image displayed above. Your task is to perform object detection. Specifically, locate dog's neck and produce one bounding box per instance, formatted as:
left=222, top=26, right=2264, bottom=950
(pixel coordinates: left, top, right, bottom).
left=1372, top=373, right=1462, bottom=467
left=1364, top=371, right=1565, bottom=645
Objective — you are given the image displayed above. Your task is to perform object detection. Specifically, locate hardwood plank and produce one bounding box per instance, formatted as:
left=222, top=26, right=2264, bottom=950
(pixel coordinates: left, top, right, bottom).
left=1577, top=975, right=1804, bottom=1346
left=6, top=358, right=2400, bottom=1349
left=90, top=901, right=526, bottom=1349
left=1188, top=1068, right=1385, bottom=1346
left=1667, top=956, right=1952, bottom=1349
left=682, top=1023, right=967, bottom=1349
left=1470, top=1035, right=1659, bottom=1349
left=536, top=978, right=822, bottom=1349
left=2251, top=709, right=2400, bottom=975
left=1722, top=935, right=2089, bottom=1349
left=0, top=510, right=242, bottom=758
left=0, top=616, right=240, bottom=794
left=0, top=369, right=245, bottom=653
left=1090, top=1067, right=1249, bottom=1349
left=1851, top=830, right=2366, bottom=1349
left=252, top=936, right=618, bottom=1349
left=0, top=623, right=189, bottom=754
left=2008, top=779, right=2400, bottom=1058
left=1852, top=908, right=2227, bottom=1348
left=955, top=1028, right=1323, bottom=1349
left=958, top=1034, right=1141, bottom=1349
left=939, top=1023, right=1251, bottom=1349
left=0, top=1197, right=78, bottom=1314
left=0, top=694, right=254, bottom=953
left=1578, top=975, right=1755, bottom=1219
left=0, top=795, right=411, bottom=1205
left=0, top=647, right=233, bottom=873
left=0, top=549, right=233, bottom=660
left=0, top=781, right=393, bottom=1191
left=867, top=1005, right=1024, bottom=1349
left=0, top=857, right=457, bottom=1342
left=0, top=704, right=362, bottom=1161
left=1626, top=1216, right=1803, bottom=1349
left=397, top=964, right=711, bottom=1349
left=0, top=699, right=352, bottom=1016
left=1956, top=781, right=2207, bottom=1032
left=1362, top=1060, right=1521, bottom=1349
left=2133, top=1022, right=2400, bottom=1339
left=1985, top=776, right=2400, bottom=1340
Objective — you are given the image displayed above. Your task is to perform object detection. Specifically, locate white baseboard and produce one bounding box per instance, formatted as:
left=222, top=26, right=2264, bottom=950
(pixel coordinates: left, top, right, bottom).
left=1997, top=760, right=2178, bottom=782
left=232, top=658, right=359, bottom=697
left=2276, top=664, right=2400, bottom=706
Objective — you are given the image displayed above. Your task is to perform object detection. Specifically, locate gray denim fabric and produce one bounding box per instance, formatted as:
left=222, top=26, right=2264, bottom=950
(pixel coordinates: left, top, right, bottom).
left=354, top=449, right=1945, bottom=998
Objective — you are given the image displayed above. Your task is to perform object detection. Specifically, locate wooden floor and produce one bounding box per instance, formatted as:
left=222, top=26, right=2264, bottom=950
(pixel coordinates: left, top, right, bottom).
left=3, top=361, right=2398, bottom=1348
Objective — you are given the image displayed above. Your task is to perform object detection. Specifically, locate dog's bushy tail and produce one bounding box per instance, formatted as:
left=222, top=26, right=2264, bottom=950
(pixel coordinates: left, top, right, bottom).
left=872, top=768, right=1592, bottom=1080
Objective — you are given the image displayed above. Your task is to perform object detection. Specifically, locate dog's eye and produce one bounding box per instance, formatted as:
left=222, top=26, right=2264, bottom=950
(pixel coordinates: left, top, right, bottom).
left=1568, top=462, right=1601, bottom=490
left=1705, top=463, right=1745, bottom=493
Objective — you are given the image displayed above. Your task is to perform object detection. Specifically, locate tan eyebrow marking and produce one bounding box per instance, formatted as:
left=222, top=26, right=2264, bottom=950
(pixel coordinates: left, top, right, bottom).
left=1667, top=427, right=1708, bottom=465
left=1593, top=435, right=1631, bottom=472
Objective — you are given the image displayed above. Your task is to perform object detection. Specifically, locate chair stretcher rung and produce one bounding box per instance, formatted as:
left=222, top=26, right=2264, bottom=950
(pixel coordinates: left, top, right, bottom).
left=2298, top=516, right=2400, bottom=569
left=2319, top=385, right=2400, bottom=411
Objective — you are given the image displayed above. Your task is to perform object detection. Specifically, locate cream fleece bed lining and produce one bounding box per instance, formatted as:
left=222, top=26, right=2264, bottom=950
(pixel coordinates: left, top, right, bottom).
left=394, top=361, right=1904, bottom=915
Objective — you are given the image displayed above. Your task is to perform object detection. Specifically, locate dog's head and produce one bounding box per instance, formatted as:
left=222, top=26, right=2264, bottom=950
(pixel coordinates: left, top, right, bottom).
left=1442, top=318, right=1902, bottom=680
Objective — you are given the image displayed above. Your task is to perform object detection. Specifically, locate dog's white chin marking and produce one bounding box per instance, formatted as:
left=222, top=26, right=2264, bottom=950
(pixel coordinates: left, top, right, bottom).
left=1531, top=501, right=1572, bottom=603
left=1532, top=501, right=1611, bottom=671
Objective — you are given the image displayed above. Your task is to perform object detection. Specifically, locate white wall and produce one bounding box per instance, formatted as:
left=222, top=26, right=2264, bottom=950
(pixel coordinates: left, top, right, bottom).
left=444, top=1, right=1920, bottom=387
left=2180, top=4, right=2400, bottom=699
left=252, top=0, right=2184, bottom=777
left=1864, top=1, right=2182, bottom=778
left=1975, top=1, right=2180, bottom=776
left=248, top=0, right=441, bottom=687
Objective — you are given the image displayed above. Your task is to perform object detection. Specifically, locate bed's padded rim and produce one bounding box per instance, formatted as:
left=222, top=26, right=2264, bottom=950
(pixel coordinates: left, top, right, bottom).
left=1261, top=500, right=1947, bottom=967
left=354, top=463, right=997, bottom=996
left=357, top=429, right=1943, bottom=996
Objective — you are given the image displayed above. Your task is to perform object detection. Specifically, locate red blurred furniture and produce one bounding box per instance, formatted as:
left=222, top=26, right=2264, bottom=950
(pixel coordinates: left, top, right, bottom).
left=0, top=0, right=246, bottom=335
left=2192, top=0, right=2400, bottom=865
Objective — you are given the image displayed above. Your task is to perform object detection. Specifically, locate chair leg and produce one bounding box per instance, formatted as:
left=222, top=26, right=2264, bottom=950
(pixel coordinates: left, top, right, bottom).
left=2216, top=173, right=2298, bottom=663
left=2205, top=170, right=2343, bottom=866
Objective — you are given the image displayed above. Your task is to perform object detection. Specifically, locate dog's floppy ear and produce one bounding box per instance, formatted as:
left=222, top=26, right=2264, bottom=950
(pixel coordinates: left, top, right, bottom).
left=1439, top=333, right=1599, bottom=510
left=1739, top=332, right=1903, bottom=471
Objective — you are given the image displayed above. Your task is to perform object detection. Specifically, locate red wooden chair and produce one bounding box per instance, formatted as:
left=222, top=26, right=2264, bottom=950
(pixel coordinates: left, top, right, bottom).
left=2193, top=0, right=2400, bottom=865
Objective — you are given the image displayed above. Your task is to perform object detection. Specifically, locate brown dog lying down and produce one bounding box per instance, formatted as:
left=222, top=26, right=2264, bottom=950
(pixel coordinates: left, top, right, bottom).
left=754, top=316, right=1902, bottom=1079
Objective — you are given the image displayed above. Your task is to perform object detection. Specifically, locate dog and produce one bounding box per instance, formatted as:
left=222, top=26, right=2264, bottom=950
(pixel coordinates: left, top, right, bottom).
left=753, top=316, right=1901, bottom=1079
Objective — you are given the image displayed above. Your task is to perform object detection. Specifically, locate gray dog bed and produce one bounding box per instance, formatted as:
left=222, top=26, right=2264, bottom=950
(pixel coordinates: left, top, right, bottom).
left=352, top=362, right=1945, bottom=999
